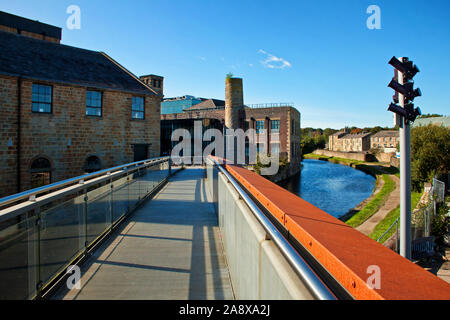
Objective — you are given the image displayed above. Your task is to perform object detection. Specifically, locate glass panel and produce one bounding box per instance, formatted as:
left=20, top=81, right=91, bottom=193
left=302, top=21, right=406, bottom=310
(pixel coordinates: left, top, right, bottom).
left=86, top=181, right=111, bottom=245
left=0, top=212, right=37, bottom=300
left=86, top=107, right=101, bottom=116
left=39, top=191, right=85, bottom=285
left=128, top=170, right=141, bottom=210
left=112, top=175, right=129, bottom=223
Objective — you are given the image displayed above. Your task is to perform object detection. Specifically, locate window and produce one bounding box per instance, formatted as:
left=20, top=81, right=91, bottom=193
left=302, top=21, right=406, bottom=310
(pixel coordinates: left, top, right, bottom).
left=132, top=96, right=145, bottom=119
left=32, top=84, right=52, bottom=113
left=256, top=120, right=264, bottom=134
left=271, top=143, right=280, bottom=155
left=244, top=121, right=249, bottom=131
left=30, top=157, right=52, bottom=188
left=271, top=120, right=280, bottom=133
left=152, top=79, right=161, bottom=88
left=86, top=90, right=102, bottom=116
left=83, top=156, right=101, bottom=173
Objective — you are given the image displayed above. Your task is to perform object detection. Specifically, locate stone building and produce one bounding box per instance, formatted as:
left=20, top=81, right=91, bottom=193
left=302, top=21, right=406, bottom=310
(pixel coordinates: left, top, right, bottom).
left=328, top=131, right=372, bottom=152
left=0, top=13, right=162, bottom=197
left=370, top=130, right=399, bottom=153
left=160, top=77, right=302, bottom=173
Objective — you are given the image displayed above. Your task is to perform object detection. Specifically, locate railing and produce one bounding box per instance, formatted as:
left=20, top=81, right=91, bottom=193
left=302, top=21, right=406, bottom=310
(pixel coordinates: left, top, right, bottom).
left=377, top=217, right=399, bottom=250
left=377, top=176, right=446, bottom=255
left=246, top=103, right=293, bottom=109
left=207, top=158, right=450, bottom=300
left=206, top=157, right=336, bottom=300
left=0, top=156, right=171, bottom=300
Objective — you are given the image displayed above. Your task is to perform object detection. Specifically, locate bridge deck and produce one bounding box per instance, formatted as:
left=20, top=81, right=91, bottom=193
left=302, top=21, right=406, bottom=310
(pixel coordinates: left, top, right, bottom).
left=54, top=167, right=234, bottom=300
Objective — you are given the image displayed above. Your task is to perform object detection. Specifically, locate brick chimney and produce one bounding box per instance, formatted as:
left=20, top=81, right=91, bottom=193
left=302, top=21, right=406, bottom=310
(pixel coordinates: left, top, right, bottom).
left=140, top=74, right=164, bottom=96
left=225, top=77, right=244, bottom=129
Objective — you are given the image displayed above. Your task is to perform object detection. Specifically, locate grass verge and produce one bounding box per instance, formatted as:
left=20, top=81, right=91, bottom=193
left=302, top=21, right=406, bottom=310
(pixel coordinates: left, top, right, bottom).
left=369, top=191, right=422, bottom=242
left=344, top=174, right=396, bottom=228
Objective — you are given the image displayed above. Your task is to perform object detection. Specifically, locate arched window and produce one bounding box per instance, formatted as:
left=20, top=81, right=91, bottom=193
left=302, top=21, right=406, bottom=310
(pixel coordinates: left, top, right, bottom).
left=30, top=157, right=52, bottom=189
left=83, top=156, right=101, bottom=173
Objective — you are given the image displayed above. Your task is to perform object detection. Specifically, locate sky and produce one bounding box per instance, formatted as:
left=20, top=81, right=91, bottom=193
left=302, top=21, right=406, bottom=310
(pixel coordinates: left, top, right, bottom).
left=1, top=0, right=449, bottom=129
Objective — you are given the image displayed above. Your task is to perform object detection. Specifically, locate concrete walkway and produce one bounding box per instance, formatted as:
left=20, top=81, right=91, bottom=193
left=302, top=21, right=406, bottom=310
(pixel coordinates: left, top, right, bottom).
left=356, top=175, right=400, bottom=236
left=53, top=167, right=234, bottom=300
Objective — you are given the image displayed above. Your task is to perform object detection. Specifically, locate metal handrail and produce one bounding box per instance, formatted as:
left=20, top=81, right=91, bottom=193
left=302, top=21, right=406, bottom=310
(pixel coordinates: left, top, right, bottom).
left=377, top=217, right=399, bottom=243
left=0, top=156, right=169, bottom=208
left=207, top=157, right=336, bottom=300
left=246, top=102, right=293, bottom=109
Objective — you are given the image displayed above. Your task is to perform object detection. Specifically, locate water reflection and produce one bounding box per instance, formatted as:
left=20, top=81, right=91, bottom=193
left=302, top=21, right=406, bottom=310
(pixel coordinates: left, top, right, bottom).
left=279, top=159, right=376, bottom=218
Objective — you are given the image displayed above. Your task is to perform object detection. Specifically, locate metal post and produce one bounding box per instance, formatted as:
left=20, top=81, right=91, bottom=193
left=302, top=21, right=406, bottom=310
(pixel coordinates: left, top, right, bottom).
left=398, top=61, right=412, bottom=260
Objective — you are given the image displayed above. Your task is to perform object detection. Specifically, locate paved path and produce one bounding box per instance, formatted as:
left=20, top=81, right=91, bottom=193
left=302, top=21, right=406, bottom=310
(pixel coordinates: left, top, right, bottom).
left=53, top=167, right=234, bottom=300
left=356, top=175, right=400, bottom=236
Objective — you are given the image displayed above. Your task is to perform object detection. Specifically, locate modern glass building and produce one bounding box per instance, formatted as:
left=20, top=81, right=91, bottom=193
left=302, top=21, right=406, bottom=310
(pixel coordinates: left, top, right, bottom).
left=161, top=95, right=204, bottom=114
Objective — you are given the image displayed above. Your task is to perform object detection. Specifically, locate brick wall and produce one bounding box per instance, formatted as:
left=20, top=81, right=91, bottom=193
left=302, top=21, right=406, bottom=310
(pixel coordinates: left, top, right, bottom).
left=0, top=75, right=160, bottom=197
left=0, top=25, right=60, bottom=43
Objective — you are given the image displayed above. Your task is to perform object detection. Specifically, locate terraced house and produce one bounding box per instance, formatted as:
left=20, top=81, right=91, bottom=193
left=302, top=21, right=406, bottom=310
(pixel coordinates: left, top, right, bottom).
left=0, top=12, right=162, bottom=197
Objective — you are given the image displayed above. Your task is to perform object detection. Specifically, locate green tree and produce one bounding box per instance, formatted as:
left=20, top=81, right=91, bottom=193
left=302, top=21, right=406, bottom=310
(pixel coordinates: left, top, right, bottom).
left=410, top=124, right=450, bottom=191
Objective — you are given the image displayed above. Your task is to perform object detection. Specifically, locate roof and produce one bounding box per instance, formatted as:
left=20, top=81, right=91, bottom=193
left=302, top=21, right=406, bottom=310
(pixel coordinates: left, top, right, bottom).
left=0, top=30, right=157, bottom=96
left=413, top=116, right=450, bottom=128
left=341, top=132, right=372, bottom=139
left=330, top=131, right=346, bottom=137
left=0, top=11, right=61, bottom=40
left=185, top=99, right=225, bottom=111
left=371, top=130, right=399, bottom=138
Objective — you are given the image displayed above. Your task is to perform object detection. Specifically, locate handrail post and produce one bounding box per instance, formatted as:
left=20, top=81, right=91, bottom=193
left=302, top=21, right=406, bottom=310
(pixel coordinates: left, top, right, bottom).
left=83, top=188, right=88, bottom=254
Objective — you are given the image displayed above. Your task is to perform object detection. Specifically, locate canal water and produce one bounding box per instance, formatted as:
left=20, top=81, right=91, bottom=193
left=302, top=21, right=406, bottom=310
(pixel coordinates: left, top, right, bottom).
left=279, top=159, right=376, bottom=218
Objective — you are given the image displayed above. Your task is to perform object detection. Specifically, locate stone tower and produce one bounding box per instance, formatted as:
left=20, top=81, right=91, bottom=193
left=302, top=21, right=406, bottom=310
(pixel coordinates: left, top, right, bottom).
left=225, top=77, right=244, bottom=129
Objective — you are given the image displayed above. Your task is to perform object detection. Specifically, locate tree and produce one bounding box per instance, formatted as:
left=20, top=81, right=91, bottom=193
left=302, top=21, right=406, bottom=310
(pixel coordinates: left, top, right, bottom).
left=410, top=124, right=450, bottom=191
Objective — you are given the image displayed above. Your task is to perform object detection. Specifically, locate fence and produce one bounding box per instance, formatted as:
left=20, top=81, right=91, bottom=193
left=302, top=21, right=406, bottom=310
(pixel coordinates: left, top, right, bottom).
left=0, top=157, right=171, bottom=300
left=378, top=176, right=447, bottom=258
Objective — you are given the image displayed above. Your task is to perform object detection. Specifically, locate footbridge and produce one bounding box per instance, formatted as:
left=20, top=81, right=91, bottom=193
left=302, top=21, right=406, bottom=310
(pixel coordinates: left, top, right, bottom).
left=0, top=156, right=449, bottom=300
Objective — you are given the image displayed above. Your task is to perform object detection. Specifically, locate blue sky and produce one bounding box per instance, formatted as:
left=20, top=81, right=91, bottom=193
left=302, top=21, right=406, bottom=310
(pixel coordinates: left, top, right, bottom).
left=2, top=0, right=449, bottom=129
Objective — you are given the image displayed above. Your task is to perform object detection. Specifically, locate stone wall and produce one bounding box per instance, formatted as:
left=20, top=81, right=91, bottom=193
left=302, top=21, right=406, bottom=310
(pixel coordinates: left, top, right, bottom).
left=313, top=149, right=371, bottom=162
left=376, top=152, right=396, bottom=163
left=0, top=75, right=160, bottom=197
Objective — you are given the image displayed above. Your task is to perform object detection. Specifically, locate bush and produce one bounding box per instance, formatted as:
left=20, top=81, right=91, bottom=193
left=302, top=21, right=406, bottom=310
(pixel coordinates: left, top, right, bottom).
left=431, top=204, right=449, bottom=248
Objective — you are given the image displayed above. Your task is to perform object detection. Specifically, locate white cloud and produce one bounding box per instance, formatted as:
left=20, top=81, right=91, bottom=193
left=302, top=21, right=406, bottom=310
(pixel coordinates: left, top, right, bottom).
left=258, top=49, right=292, bottom=69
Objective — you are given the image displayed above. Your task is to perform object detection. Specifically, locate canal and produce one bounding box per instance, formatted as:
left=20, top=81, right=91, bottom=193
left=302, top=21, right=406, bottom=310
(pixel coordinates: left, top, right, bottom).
left=279, top=159, right=376, bottom=218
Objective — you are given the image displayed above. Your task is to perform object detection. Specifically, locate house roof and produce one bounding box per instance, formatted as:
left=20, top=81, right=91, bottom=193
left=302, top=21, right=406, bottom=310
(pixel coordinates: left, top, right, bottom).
left=185, top=99, right=225, bottom=111
left=330, top=131, right=346, bottom=136
left=0, top=11, right=61, bottom=40
left=339, top=132, right=372, bottom=139
left=371, top=130, right=399, bottom=138
left=0, top=30, right=158, bottom=96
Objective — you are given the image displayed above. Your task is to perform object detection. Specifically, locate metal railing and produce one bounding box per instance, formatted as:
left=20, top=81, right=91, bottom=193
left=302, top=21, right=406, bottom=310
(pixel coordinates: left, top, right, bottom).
left=206, top=157, right=336, bottom=300
left=377, top=217, right=399, bottom=250
left=377, top=176, right=446, bottom=253
left=0, top=156, right=171, bottom=300
left=246, top=103, right=293, bottom=109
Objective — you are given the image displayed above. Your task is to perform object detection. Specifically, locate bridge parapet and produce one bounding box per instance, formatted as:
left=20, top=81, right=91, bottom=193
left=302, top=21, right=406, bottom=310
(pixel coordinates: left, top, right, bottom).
left=207, top=157, right=450, bottom=300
